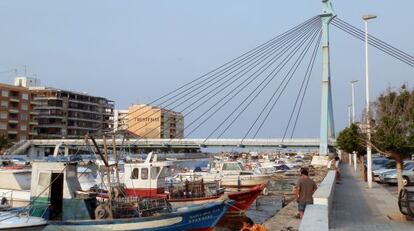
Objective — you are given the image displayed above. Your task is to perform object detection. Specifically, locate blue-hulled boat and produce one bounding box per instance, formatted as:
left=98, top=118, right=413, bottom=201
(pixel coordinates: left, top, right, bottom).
left=28, top=161, right=232, bottom=231
left=45, top=200, right=231, bottom=231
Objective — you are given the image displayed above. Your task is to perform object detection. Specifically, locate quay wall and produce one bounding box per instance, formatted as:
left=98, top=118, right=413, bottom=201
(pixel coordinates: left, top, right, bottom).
left=299, top=170, right=336, bottom=231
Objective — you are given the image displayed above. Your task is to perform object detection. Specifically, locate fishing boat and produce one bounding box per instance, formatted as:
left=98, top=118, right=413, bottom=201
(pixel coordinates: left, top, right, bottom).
left=28, top=161, right=232, bottom=231
left=123, top=153, right=266, bottom=213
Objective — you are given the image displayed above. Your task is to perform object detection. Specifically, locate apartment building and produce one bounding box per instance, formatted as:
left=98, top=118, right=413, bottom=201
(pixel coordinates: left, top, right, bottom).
left=0, top=83, right=38, bottom=142
left=29, top=87, right=114, bottom=138
left=113, top=109, right=128, bottom=132
left=128, top=104, right=184, bottom=139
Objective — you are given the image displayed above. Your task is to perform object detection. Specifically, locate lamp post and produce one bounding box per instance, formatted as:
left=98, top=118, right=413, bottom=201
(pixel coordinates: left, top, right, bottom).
left=363, top=14, right=377, bottom=189
left=347, top=105, right=352, bottom=127
left=351, top=80, right=358, bottom=123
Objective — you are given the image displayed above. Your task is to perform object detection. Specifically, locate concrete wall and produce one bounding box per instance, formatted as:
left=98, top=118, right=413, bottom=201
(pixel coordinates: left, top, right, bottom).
left=299, top=170, right=336, bottom=231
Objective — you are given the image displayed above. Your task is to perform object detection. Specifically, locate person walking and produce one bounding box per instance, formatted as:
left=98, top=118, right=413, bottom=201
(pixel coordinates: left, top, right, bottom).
left=295, top=168, right=317, bottom=219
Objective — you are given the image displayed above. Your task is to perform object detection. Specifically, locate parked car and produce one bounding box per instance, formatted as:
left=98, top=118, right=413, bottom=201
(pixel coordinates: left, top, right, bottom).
left=372, top=158, right=391, bottom=171
left=373, top=160, right=396, bottom=182
left=380, top=162, right=414, bottom=186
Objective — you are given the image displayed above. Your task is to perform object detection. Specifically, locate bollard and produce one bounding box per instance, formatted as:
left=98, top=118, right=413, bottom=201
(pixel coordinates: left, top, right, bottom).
left=353, top=151, right=357, bottom=172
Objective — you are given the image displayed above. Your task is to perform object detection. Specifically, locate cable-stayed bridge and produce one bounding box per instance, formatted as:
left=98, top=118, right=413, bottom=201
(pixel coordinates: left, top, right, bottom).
left=28, top=138, right=335, bottom=149
left=19, top=0, right=413, bottom=155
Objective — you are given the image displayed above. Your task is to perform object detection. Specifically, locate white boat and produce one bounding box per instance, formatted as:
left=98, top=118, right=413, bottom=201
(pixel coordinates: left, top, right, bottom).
left=0, top=166, right=101, bottom=208
left=180, top=161, right=270, bottom=189
left=0, top=210, right=47, bottom=230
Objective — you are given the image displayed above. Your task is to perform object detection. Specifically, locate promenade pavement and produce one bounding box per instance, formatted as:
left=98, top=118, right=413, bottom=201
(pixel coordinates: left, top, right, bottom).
left=330, top=164, right=414, bottom=231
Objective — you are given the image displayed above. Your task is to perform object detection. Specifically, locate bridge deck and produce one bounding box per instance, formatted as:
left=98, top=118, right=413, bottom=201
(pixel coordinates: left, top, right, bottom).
left=29, top=138, right=335, bottom=148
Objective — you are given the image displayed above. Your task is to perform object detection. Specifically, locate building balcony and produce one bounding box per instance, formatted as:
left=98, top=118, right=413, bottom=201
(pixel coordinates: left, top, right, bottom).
left=29, top=131, right=38, bottom=136
left=8, top=120, right=19, bottom=124
left=30, top=111, right=40, bottom=115
left=9, top=98, right=20, bottom=103
left=9, top=109, right=19, bottom=114
left=30, top=101, right=42, bottom=105
left=67, top=126, right=98, bottom=130
left=68, top=98, right=101, bottom=106
left=67, top=117, right=101, bottom=123
left=33, top=96, right=61, bottom=101
left=36, top=124, right=65, bottom=128
left=33, top=105, right=64, bottom=110
left=29, top=121, right=39, bottom=125
left=35, top=114, right=65, bottom=119
left=7, top=130, right=18, bottom=134
left=67, top=108, right=101, bottom=114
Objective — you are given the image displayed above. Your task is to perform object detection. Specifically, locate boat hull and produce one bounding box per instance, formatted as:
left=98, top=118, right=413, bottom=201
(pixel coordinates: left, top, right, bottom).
left=45, top=200, right=232, bottom=231
left=227, top=184, right=266, bottom=213
left=220, top=175, right=269, bottom=188
left=0, top=211, right=47, bottom=231
left=167, top=184, right=265, bottom=213
left=0, top=224, right=47, bottom=231
left=168, top=194, right=223, bottom=208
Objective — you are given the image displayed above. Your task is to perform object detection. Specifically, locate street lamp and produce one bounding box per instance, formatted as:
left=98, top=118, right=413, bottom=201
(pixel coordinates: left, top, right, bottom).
left=351, top=80, right=358, bottom=123
left=347, top=105, right=352, bottom=127
left=363, top=14, right=377, bottom=189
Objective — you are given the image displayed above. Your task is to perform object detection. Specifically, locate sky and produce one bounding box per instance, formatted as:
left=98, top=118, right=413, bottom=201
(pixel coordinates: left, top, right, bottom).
left=0, top=0, right=413, bottom=138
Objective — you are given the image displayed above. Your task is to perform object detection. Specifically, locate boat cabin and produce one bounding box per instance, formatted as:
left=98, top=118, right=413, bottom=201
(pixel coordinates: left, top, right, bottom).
left=213, top=161, right=252, bottom=175
left=30, top=162, right=96, bottom=221
left=123, top=152, right=173, bottom=197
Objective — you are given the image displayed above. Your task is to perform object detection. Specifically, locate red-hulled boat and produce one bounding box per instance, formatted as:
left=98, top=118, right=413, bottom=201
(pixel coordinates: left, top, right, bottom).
left=227, top=183, right=266, bottom=213
left=122, top=152, right=265, bottom=213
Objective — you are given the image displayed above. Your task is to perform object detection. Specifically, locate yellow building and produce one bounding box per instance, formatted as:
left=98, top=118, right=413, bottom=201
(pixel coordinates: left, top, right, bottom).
left=128, top=104, right=184, bottom=139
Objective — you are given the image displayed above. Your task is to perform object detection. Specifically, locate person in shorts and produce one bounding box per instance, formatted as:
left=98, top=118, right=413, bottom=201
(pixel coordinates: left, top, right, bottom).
left=295, top=168, right=317, bottom=219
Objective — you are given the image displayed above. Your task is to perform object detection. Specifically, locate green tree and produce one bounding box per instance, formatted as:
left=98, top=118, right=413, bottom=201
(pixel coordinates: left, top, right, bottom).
left=0, top=135, right=10, bottom=154
left=337, top=123, right=366, bottom=173
left=337, top=123, right=365, bottom=154
left=371, top=86, right=414, bottom=192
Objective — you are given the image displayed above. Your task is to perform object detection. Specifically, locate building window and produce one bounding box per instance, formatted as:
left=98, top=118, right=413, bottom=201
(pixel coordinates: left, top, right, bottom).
left=21, top=103, right=28, bottom=110
left=141, top=168, right=148, bottom=180
left=22, top=93, right=29, bottom=100
left=0, top=101, right=8, bottom=107
left=0, top=123, right=6, bottom=130
left=1, top=90, right=9, bottom=97
left=20, top=125, right=27, bottom=131
left=0, top=112, right=7, bottom=119
left=20, top=114, right=28, bottom=121
left=131, top=168, right=139, bottom=179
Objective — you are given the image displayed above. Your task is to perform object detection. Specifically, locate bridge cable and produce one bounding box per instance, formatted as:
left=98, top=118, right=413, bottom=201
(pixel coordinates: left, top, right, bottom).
left=129, top=18, right=321, bottom=139
left=127, top=17, right=321, bottom=133
left=333, top=18, right=414, bottom=63
left=282, top=32, right=322, bottom=141
left=290, top=34, right=321, bottom=139
left=331, top=18, right=414, bottom=67
left=126, top=16, right=320, bottom=125
left=246, top=27, right=322, bottom=141
left=207, top=23, right=322, bottom=140
left=247, top=29, right=321, bottom=140
left=191, top=20, right=324, bottom=142
left=184, top=20, right=322, bottom=139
